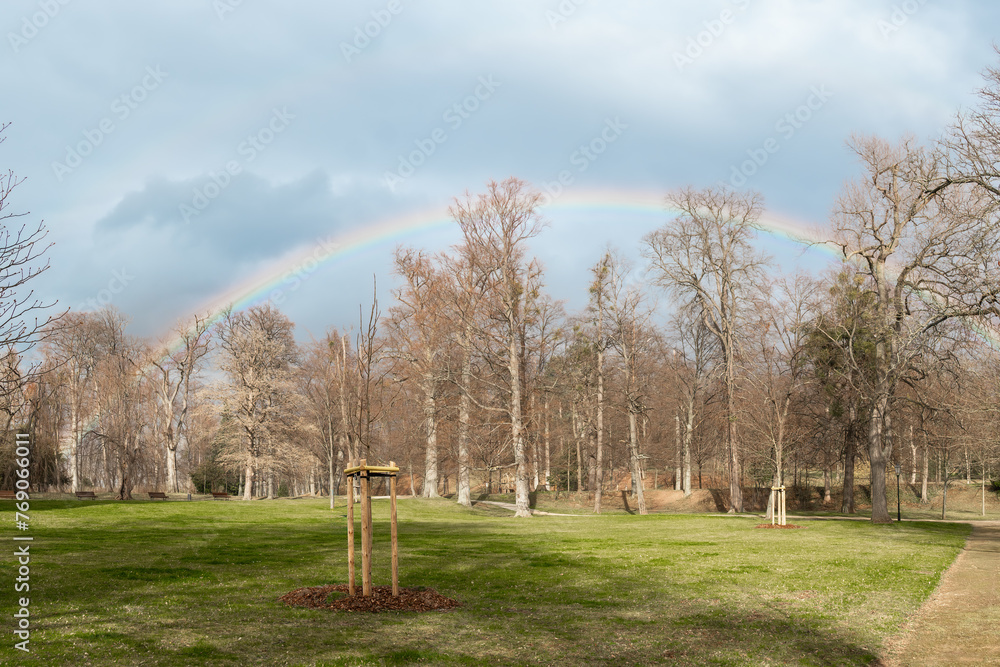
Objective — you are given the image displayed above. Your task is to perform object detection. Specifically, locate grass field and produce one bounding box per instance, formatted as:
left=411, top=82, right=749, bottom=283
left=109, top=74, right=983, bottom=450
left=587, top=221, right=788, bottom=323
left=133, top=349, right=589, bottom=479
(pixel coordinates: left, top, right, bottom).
left=1, top=497, right=971, bottom=666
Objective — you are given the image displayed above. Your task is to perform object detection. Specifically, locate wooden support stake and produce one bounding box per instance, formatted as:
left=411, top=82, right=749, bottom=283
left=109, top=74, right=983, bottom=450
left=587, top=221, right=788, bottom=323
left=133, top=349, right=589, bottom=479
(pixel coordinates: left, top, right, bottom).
left=365, top=474, right=373, bottom=582
left=781, top=487, right=786, bottom=526
left=770, top=487, right=776, bottom=526
left=389, top=460, right=399, bottom=597
left=347, top=463, right=356, bottom=596
left=359, top=459, right=372, bottom=597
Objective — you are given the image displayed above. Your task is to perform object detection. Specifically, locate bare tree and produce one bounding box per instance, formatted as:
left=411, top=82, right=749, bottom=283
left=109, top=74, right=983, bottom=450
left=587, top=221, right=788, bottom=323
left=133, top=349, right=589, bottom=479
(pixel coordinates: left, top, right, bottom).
left=667, top=304, right=717, bottom=497
left=42, top=312, right=104, bottom=491
left=604, top=251, right=654, bottom=514
left=645, top=186, right=768, bottom=513
left=214, top=304, right=300, bottom=500
left=146, top=315, right=211, bottom=492
left=389, top=250, right=451, bottom=498
left=353, top=280, right=391, bottom=464
left=89, top=308, right=149, bottom=500
left=587, top=254, right=610, bottom=513
left=450, top=178, right=547, bottom=518
left=300, top=329, right=353, bottom=508
left=0, top=122, right=57, bottom=360
left=439, top=250, right=488, bottom=507
left=745, top=274, right=819, bottom=520
left=830, top=135, right=1000, bottom=523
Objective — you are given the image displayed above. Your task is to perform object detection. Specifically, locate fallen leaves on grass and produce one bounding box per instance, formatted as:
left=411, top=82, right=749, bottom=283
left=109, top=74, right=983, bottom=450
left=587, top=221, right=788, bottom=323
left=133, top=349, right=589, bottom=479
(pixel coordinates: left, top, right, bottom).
left=754, top=523, right=804, bottom=529
left=280, top=584, right=461, bottom=613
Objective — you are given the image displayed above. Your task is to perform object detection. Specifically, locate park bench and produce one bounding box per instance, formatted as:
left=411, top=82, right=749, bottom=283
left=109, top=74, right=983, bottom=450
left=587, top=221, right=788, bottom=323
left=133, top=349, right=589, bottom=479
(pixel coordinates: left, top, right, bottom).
left=148, top=492, right=168, bottom=500
left=75, top=491, right=97, bottom=500
left=211, top=492, right=230, bottom=500
left=0, top=490, right=16, bottom=500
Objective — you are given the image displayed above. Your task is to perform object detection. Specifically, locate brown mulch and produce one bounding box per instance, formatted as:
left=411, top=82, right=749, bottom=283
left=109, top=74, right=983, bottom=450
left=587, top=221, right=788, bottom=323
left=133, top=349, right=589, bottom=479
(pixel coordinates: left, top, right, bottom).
left=754, top=523, right=804, bottom=529
left=279, top=584, right=461, bottom=613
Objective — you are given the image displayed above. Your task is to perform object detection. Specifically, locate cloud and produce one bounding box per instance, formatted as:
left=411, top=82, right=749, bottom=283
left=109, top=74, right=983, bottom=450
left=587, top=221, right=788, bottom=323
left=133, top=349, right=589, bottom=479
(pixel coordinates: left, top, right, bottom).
left=6, top=0, right=1000, bottom=340
left=94, top=170, right=383, bottom=261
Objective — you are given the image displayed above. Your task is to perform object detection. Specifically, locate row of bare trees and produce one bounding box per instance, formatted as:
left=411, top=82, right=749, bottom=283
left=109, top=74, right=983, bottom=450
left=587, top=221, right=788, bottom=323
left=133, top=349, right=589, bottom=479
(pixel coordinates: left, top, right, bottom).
left=5, top=162, right=1000, bottom=516
left=6, top=65, right=1000, bottom=522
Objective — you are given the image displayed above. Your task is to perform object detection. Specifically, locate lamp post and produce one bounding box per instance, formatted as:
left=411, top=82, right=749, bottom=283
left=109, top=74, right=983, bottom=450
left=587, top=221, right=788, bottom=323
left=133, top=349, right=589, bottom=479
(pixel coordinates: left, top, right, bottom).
left=894, top=462, right=902, bottom=523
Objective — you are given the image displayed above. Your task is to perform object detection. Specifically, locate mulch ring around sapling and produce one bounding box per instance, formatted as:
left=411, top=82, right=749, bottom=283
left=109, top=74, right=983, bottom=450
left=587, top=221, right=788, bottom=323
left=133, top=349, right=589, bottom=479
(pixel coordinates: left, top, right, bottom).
left=280, top=584, right=461, bottom=613
left=754, top=523, right=804, bottom=529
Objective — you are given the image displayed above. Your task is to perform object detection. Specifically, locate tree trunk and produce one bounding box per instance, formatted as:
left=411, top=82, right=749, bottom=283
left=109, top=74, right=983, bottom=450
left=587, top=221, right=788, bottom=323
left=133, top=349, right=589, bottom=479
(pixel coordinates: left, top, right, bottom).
left=588, top=446, right=596, bottom=495
left=868, top=395, right=892, bottom=523
left=941, top=450, right=949, bottom=519
left=456, top=334, right=473, bottom=507
left=509, top=320, right=531, bottom=518
left=543, top=399, right=551, bottom=491
left=674, top=414, right=682, bottom=491
left=628, top=411, right=647, bottom=514
left=165, top=444, right=178, bottom=493
left=842, top=413, right=856, bottom=514
left=333, top=450, right=344, bottom=505
left=682, top=410, right=693, bottom=497
left=823, top=465, right=832, bottom=504
left=243, top=464, right=253, bottom=500
left=573, top=406, right=583, bottom=493
left=421, top=383, right=440, bottom=498
left=69, top=396, right=82, bottom=493
left=593, top=346, right=604, bottom=514
left=531, top=435, right=540, bottom=492
left=725, top=350, right=743, bottom=512
left=921, top=437, right=929, bottom=503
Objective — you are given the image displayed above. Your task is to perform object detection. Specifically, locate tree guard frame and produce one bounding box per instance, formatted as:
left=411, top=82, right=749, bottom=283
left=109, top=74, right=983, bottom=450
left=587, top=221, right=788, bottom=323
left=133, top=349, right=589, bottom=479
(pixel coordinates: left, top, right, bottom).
left=343, top=459, right=400, bottom=597
left=770, top=485, right=786, bottom=526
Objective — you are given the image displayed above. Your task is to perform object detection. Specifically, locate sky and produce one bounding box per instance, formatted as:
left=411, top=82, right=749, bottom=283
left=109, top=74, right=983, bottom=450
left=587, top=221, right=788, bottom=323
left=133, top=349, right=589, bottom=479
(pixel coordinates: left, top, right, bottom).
left=2, top=0, right=998, bottom=343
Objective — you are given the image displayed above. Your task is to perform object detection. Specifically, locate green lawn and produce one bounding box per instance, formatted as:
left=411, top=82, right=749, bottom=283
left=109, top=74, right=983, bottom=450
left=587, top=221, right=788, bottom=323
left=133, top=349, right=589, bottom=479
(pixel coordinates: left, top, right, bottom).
left=1, top=497, right=970, bottom=666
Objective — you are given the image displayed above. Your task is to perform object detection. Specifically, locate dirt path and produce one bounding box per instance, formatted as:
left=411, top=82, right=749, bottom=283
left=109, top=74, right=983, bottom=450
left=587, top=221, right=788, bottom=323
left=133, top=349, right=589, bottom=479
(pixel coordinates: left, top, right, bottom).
left=885, top=521, right=1000, bottom=665
left=471, top=500, right=583, bottom=516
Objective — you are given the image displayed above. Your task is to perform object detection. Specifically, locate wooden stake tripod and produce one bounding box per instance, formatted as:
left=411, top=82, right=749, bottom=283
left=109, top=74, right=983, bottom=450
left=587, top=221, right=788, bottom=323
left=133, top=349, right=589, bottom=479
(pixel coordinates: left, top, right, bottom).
left=770, top=485, right=786, bottom=526
left=343, top=459, right=400, bottom=597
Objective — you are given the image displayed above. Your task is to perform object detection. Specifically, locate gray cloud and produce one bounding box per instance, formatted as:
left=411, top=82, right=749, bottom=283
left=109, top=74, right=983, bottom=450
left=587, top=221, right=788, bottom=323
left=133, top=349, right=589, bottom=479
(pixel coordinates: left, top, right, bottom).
left=4, top=0, right=1000, bottom=339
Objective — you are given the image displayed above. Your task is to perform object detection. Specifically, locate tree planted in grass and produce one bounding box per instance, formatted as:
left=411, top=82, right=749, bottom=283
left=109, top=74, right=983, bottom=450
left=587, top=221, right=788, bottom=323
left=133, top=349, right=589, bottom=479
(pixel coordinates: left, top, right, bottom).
left=214, top=304, right=301, bottom=500
left=450, top=178, right=547, bottom=518
left=645, top=187, right=769, bottom=513
left=830, top=134, right=1000, bottom=523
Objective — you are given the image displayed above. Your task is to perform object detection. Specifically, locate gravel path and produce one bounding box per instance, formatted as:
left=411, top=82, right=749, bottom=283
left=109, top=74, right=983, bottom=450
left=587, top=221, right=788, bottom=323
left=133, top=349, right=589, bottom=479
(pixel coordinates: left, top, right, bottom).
left=471, top=500, right=584, bottom=516
left=886, top=521, right=1000, bottom=665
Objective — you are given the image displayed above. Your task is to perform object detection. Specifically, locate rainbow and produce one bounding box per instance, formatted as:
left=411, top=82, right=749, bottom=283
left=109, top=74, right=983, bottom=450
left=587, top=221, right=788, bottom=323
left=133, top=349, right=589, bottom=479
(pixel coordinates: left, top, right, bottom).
left=155, top=187, right=1000, bottom=352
